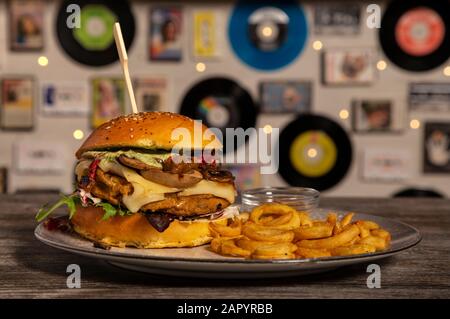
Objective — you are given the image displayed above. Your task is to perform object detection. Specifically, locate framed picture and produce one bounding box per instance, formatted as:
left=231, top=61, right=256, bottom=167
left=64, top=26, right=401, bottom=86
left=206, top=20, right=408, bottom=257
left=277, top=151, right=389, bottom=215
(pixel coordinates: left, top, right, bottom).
left=322, top=48, right=375, bottom=85
left=149, top=7, right=183, bottom=61
left=91, top=78, right=125, bottom=128
left=41, top=81, right=89, bottom=116
left=0, top=77, right=34, bottom=130
left=409, top=83, right=450, bottom=113
left=226, top=164, right=261, bottom=192
left=314, top=3, right=361, bottom=35
left=259, top=81, right=312, bottom=113
left=9, top=0, right=44, bottom=51
left=361, top=148, right=411, bottom=182
left=14, top=141, right=67, bottom=175
left=352, top=100, right=394, bottom=132
left=424, top=122, right=450, bottom=174
left=192, top=10, right=219, bottom=59
left=0, top=168, right=7, bottom=194
left=134, top=78, right=167, bottom=112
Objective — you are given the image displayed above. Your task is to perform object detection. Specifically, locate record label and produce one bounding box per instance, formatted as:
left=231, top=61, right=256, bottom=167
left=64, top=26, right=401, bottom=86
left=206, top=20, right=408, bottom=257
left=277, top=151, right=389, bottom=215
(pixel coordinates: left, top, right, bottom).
left=379, top=0, right=450, bottom=72
left=395, top=8, right=445, bottom=57
left=278, top=115, right=352, bottom=191
left=179, top=77, right=257, bottom=153
left=73, top=5, right=116, bottom=51
left=289, top=131, right=337, bottom=178
left=228, top=0, right=307, bottom=71
left=248, top=7, right=288, bottom=51
left=199, top=96, right=230, bottom=128
left=56, top=0, right=135, bottom=67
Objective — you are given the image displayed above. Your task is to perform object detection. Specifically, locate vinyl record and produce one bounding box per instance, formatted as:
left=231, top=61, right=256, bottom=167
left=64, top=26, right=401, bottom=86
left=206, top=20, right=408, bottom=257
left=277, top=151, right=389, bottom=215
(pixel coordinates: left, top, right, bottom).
left=56, top=0, right=135, bottom=67
left=228, top=0, right=307, bottom=71
left=179, top=77, right=257, bottom=154
left=379, top=0, right=450, bottom=72
left=278, top=115, right=352, bottom=191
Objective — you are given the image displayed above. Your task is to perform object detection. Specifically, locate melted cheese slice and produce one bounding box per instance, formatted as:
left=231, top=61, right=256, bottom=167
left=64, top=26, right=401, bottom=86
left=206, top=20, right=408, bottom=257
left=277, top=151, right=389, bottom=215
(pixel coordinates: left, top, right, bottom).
left=97, top=159, right=235, bottom=212
left=99, top=160, right=179, bottom=212
left=179, top=180, right=235, bottom=204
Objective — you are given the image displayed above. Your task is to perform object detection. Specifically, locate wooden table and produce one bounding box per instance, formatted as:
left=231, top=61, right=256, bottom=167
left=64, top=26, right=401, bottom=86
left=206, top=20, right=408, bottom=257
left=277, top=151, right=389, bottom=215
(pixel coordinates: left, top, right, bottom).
left=1, top=194, right=449, bottom=299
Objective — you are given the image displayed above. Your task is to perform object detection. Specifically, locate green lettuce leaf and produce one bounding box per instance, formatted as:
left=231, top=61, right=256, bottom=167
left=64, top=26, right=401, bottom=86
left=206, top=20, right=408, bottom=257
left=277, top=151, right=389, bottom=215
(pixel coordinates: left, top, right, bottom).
left=35, top=194, right=80, bottom=222
left=95, top=202, right=131, bottom=220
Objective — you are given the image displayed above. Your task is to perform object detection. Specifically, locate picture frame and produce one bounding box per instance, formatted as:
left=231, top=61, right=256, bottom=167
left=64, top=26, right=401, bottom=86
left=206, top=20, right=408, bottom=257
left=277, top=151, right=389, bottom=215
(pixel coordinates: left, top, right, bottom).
left=149, top=6, right=183, bottom=61
left=352, top=99, right=397, bottom=133
left=259, top=81, right=312, bottom=114
left=423, top=122, right=450, bottom=174
left=409, top=82, right=450, bottom=113
left=9, top=0, right=44, bottom=51
left=361, top=148, right=412, bottom=182
left=322, top=48, right=375, bottom=86
left=13, top=141, right=67, bottom=175
left=41, top=81, right=89, bottom=116
left=134, top=78, right=168, bottom=112
left=0, top=76, right=35, bottom=131
left=91, top=77, right=126, bottom=129
left=314, top=3, right=361, bottom=35
left=192, top=10, right=220, bottom=59
left=226, top=164, right=262, bottom=192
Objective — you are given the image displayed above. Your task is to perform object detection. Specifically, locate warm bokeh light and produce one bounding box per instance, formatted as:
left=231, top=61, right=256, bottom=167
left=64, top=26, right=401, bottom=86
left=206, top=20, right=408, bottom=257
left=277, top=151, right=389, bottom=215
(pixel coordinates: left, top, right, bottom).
left=195, top=62, right=206, bottom=72
left=307, top=148, right=318, bottom=158
left=339, top=109, right=349, bottom=119
left=38, top=56, right=49, bottom=67
left=410, top=119, right=420, bottom=129
left=377, top=60, right=387, bottom=71
left=262, top=26, right=273, bottom=37
left=443, top=66, right=450, bottom=77
left=263, top=124, right=273, bottom=134
left=73, top=129, right=84, bottom=140
left=312, top=40, right=323, bottom=51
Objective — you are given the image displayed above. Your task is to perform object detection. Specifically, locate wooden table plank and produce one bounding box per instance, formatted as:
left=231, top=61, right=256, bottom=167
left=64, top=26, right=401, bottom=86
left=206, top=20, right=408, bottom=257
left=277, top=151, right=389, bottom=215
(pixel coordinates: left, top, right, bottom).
left=0, top=194, right=449, bottom=299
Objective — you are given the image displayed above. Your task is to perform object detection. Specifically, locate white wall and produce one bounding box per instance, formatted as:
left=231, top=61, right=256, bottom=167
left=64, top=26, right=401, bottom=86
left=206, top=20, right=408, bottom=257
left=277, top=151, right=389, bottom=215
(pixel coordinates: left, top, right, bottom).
left=0, top=0, right=449, bottom=196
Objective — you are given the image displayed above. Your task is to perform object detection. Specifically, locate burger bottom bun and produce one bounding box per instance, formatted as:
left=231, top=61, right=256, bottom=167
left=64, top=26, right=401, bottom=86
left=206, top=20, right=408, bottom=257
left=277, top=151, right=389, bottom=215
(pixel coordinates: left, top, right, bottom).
left=71, top=205, right=227, bottom=248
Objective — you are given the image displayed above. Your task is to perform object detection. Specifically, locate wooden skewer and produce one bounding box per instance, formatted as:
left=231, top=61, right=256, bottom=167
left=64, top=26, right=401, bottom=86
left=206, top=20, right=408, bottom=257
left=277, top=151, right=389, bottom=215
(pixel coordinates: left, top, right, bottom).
left=113, top=22, right=138, bottom=114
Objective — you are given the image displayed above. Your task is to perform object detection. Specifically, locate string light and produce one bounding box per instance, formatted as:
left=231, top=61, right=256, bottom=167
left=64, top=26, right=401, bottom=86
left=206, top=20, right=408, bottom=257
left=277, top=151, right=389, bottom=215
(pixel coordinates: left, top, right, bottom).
left=312, top=40, right=323, bottom=51
left=262, top=26, right=273, bottom=37
left=339, top=109, right=349, bottom=119
left=377, top=60, right=387, bottom=71
left=263, top=124, right=273, bottom=134
left=307, top=148, right=318, bottom=158
left=443, top=66, right=450, bottom=77
left=73, top=129, right=84, bottom=140
left=196, top=62, right=206, bottom=72
left=410, top=119, right=420, bottom=129
left=38, top=56, right=49, bottom=67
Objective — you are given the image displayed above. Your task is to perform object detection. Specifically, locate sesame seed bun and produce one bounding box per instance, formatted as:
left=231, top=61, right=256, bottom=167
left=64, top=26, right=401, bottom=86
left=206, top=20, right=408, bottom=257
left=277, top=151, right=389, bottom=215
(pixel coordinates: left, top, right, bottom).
left=76, top=112, right=222, bottom=158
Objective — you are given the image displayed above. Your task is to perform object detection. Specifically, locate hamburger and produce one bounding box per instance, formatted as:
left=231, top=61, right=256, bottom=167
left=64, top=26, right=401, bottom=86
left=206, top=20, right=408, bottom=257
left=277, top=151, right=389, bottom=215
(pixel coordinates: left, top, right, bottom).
left=36, top=112, right=238, bottom=248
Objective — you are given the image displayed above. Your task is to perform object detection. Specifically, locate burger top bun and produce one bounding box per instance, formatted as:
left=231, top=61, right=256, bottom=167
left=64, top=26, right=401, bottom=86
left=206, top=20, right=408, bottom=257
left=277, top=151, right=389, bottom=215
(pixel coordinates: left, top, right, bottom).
left=76, top=112, right=222, bottom=158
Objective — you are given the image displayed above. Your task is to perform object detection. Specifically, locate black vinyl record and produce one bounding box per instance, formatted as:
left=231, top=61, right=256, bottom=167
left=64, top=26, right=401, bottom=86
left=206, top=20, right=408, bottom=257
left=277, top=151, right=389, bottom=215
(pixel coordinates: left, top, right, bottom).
left=179, top=77, right=257, bottom=154
left=56, top=0, right=135, bottom=67
left=278, top=114, right=352, bottom=191
left=379, top=0, right=450, bottom=72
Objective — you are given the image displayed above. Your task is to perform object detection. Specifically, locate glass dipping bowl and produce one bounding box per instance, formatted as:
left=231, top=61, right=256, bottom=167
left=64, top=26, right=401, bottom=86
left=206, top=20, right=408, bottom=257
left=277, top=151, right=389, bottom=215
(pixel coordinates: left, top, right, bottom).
left=241, top=187, right=320, bottom=212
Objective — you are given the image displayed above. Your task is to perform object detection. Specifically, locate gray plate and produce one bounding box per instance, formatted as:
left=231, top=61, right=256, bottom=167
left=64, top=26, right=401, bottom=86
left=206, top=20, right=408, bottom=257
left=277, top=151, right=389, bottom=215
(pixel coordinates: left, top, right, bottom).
left=34, top=209, right=421, bottom=278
